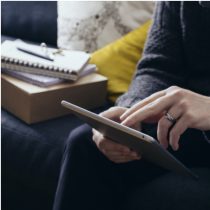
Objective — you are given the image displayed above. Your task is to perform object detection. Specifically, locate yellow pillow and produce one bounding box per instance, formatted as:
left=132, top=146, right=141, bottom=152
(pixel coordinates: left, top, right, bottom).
left=90, top=20, right=151, bottom=102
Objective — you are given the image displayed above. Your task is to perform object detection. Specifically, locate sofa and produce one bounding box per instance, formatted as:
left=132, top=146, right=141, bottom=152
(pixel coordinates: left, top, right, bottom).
left=1, top=2, right=111, bottom=210
left=2, top=2, right=210, bottom=210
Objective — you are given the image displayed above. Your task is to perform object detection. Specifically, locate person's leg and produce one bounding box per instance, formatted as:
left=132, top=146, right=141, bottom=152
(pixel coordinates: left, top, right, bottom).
left=53, top=124, right=167, bottom=210
left=126, top=167, right=210, bottom=210
left=53, top=123, right=210, bottom=210
left=169, top=128, right=210, bottom=168
left=53, top=124, right=125, bottom=210
left=125, top=128, right=210, bottom=210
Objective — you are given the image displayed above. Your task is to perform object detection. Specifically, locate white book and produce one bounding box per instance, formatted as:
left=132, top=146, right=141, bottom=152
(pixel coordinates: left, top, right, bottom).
left=1, top=64, right=97, bottom=87
left=1, top=40, right=90, bottom=81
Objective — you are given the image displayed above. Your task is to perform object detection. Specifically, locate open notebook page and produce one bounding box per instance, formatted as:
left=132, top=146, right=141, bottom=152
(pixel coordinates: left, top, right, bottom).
left=1, top=40, right=90, bottom=73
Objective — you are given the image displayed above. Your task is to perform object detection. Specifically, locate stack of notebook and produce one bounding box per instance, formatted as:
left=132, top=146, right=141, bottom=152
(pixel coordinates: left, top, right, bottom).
left=1, top=40, right=97, bottom=87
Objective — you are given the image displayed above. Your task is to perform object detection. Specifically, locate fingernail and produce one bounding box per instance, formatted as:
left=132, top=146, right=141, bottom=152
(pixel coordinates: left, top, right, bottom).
left=123, top=148, right=130, bottom=153
left=162, top=143, right=168, bottom=149
left=132, top=152, right=138, bottom=157
left=121, top=120, right=126, bottom=125
left=120, top=115, right=124, bottom=120
left=173, top=144, right=179, bottom=151
left=120, top=113, right=127, bottom=120
left=121, top=120, right=130, bottom=127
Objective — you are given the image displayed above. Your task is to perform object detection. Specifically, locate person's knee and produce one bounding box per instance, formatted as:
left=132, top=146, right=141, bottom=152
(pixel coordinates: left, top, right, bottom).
left=65, top=124, right=93, bottom=153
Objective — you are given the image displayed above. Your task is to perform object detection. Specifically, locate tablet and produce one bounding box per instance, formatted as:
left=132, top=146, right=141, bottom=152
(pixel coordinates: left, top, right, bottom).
left=61, top=100, right=198, bottom=179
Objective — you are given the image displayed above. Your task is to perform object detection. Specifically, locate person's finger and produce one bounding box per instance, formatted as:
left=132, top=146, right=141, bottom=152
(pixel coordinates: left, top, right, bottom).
left=109, top=154, right=141, bottom=163
left=99, top=143, right=140, bottom=163
left=92, top=129, right=131, bottom=153
left=100, top=139, right=131, bottom=153
left=157, top=106, right=182, bottom=149
left=157, top=117, right=171, bottom=149
left=169, top=116, right=188, bottom=151
left=120, top=90, right=166, bottom=121
left=99, top=107, right=127, bottom=119
left=131, top=122, right=142, bottom=131
left=102, top=151, right=127, bottom=157
left=92, top=128, right=108, bottom=147
left=92, top=128, right=98, bottom=136
left=104, top=149, right=138, bottom=157
left=92, top=128, right=103, bottom=144
left=101, top=146, right=133, bottom=157
left=121, top=95, right=174, bottom=127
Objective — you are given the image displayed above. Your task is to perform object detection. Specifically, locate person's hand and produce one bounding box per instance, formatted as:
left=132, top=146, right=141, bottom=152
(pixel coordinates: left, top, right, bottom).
left=120, top=86, right=210, bottom=151
left=92, top=107, right=141, bottom=163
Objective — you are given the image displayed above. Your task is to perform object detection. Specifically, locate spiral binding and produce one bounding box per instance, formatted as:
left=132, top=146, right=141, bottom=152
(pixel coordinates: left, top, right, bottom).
left=1, top=55, right=78, bottom=81
left=1, top=55, right=70, bottom=73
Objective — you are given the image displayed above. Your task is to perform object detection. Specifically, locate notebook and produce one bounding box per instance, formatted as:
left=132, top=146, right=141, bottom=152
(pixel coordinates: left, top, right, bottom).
left=1, top=64, right=97, bottom=87
left=1, top=40, right=90, bottom=81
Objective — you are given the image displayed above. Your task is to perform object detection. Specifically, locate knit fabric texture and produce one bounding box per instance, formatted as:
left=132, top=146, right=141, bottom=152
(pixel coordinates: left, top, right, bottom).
left=116, top=1, right=210, bottom=141
left=116, top=1, right=210, bottom=107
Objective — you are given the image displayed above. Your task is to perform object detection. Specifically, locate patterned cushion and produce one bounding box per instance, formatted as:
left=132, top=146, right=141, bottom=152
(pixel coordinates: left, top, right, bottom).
left=57, top=1, right=154, bottom=52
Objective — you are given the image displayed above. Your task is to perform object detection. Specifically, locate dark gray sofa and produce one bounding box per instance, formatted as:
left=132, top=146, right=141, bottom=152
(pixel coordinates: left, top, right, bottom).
left=1, top=2, right=110, bottom=210
left=2, top=2, right=210, bottom=210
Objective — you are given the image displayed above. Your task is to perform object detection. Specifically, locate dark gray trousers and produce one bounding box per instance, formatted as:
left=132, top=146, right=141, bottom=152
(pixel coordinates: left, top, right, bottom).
left=53, top=124, right=210, bottom=210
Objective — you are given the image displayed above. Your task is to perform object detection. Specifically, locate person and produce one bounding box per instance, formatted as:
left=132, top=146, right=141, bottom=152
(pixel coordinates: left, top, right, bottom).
left=53, top=2, right=210, bottom=210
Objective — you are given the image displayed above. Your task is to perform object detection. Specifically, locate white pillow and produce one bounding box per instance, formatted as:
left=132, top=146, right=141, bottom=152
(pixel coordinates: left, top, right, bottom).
left=57, top=1, right=154, bottom=52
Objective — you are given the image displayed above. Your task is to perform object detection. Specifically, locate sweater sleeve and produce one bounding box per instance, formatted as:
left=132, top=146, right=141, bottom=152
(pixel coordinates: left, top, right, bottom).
left=116, top=2, right=186, bottom=107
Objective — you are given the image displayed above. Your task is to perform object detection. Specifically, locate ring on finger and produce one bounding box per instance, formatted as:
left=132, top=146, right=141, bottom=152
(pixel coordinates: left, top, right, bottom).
left=165, top=112, right=177, bottom=124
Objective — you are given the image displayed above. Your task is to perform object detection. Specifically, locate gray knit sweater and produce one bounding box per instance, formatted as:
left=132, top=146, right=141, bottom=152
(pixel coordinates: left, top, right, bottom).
left=116, top=1, right=210, bottom=139
left=116, top=1, right=210, bottom=107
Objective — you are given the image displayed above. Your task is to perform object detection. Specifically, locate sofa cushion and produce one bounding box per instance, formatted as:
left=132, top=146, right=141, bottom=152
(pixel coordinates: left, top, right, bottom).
left=90, top=20, right=152, bottom=102
left=1, top=1, right=57, bottom=46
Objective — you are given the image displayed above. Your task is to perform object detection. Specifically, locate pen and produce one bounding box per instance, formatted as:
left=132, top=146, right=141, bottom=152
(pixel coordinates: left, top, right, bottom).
left=17, top=46, right=54, bottom=61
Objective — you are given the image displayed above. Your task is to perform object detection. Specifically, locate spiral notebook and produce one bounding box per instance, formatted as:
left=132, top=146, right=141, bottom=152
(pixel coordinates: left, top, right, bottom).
left=1, top=40, right=90, bottom=81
